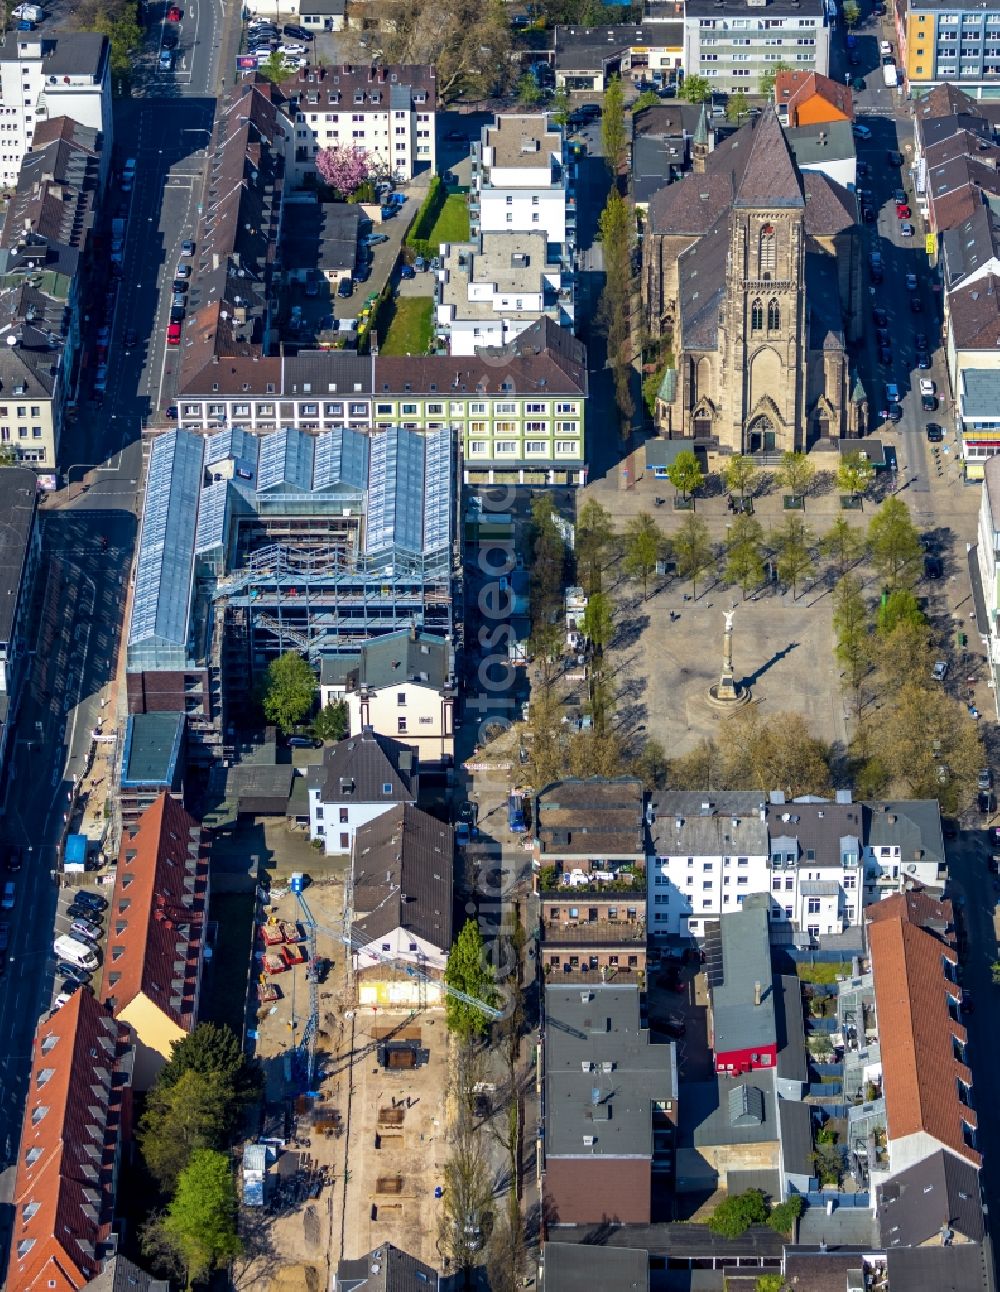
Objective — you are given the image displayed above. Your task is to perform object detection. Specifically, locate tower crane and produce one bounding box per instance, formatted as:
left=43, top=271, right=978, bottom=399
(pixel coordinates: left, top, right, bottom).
left=289, top=877, right=501, bottom=1088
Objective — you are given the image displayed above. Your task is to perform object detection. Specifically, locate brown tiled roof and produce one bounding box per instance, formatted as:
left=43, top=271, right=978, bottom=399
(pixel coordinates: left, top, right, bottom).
left=734, top=105, right=803, bottom=209
left=535, top=776, right=645, bottom=857
left=868, top=911, right=980, bottom=1167
left=351, top=804, right=453, bottom=951
left=100, top=793, right=207, bottom=1032
left=928, top=156, right=1000, bottom=235
left=277, top=62, right=437, bottom=114
left=774, top=70, right=853, bottom=125
left=916, top=83, right=983, bottom=123
left=6, top=989, right=132, bottom=1292
left=802, top=171, right=855, bottom=236
left=866, top=889, right=954, bottom=942
left=948, top=272, right=1000, bottom=350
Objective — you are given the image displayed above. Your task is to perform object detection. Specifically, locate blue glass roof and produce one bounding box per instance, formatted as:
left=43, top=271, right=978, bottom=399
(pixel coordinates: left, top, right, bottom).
left=257, top=427, right=315, bottom=492
left=128, top=431, right=204, bottom=649
left=313, top=427, right=369, bottom=494
left=195, top=479, right=230, bottom=554
left=366, top=428, right=426, bottom=557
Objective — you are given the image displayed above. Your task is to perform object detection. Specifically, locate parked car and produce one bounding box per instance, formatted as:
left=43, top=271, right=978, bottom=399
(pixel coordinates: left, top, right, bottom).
left=56, top=961, right=91, bottom=982
left=888, top=149, right=904, bottom=166
left=926, top=423, right=944, bottom=442
left=887, top=403, right=903, bottom=422
left=70, top=919, right=101, bottom=942
left=880, top=38, right=893, bottom=54
left=852, top=123, right=872, bottom=140
left=124, top=328, right=138, bottom=349
left=337, top=277, right=353, bottom=298
left=1, top=881, right=15, bottom=910
left=905, top=271, right=918, bottom=291
left=171, top=292, right=186, bottom=310
left=932, top=660, right=949, bottom=682
left=167, top=4, right=183, bottom=18
left=170, top=304, right=185, bottom=323
left=287, top=735, right=320, bottom=748
left=919, top=378, right=936, bottom=396
left=161, top=26, right=178, bottom=46
left=916, top=350, right=931, bottom=369
left=979, top=768, right=994, bottom=791
left=872, top=307, right=888, bottom=327
left=900, top=221, right=914, bottom=237
left=400, top=263, right=416, bottom=279
left=915, top=331, right=929, bottom=351
left=74, top=892, right=107, bottom=911
left=922, top=393, right=937, bottom=412
left=181, top=239, right=195, bottom=256
left=283, top=23, right=313, bottom=39
left=910, top=294, right=922, bottom=312
left=167, top=320, right=182, bottom=345
left=896, top=203, right=911, bottom=219
left=175, top=262, right=191, bottom=279
left=364, top=232, right=389, bottom=246
left=414, top=256, right=428, bottom=272
left=455, top=822, right=471, bottom=848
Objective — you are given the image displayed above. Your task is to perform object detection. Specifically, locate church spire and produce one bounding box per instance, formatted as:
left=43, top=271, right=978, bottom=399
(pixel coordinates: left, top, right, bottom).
left=692, top=102, right=710, bottom=173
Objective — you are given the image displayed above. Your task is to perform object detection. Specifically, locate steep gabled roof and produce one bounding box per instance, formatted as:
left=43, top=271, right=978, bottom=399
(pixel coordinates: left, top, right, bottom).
left=876, top=1148, right=984, bottom=1247
left=351, top=804, right=453, bottom=952
left=7, top=990, right=132, bottom=1292
left=100, top=793, right=206, bottom=1031
left=868, top=909, right=980, bottom=1168
left=948, top=271, right=1000, bottom=350
left=774, top=70, right=853, bottom=126
left=309, top=728, right=418, bottom=804
left=734, top=105, right=803, bottom=210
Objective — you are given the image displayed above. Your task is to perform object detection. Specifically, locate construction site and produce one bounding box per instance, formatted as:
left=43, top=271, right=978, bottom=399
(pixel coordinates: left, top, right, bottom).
left=238, top=866, right=477, bottom=1288
left=125, top=424, right=457, bottom=764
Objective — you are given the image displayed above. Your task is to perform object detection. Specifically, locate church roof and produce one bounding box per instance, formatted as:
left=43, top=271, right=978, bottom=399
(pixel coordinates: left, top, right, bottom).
left=677, top=213, right=731, bottom=352
left=647, top=108, right=806, bottom=236
left=806, top=254, right=845, bottom=351
left=802, top=171, right=856, bottom=236
left=734, top=106, right=804, bottom=210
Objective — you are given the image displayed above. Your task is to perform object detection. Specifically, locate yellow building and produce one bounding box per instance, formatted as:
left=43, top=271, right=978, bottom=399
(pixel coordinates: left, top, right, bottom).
left=100, top=792, right=208, bottom=1090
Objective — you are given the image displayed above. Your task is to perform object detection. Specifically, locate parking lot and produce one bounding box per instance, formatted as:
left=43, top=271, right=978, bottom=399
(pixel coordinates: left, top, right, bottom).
left=48, top=883, right=111, bottom=1012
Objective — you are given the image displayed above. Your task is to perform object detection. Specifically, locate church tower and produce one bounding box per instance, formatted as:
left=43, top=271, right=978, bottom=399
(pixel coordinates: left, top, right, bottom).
left=718, top=108, right=807, bottom=455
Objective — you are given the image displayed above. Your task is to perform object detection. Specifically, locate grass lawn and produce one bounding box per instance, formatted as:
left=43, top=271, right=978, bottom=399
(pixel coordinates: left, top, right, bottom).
left=795, top=961, right=852, bottom=985
left=201, top=890, right=256, bottom=1039
left=379, top=295, right=434, bottom=356
left=425, top=192, right=469, bottom=246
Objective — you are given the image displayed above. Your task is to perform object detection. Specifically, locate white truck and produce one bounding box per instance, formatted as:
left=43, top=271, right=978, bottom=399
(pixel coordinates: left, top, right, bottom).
left=13, top=4, right=44, bottom=20
left=54, top=934, right=99, bottom=972
left=883, top=62, right=899, bottom=87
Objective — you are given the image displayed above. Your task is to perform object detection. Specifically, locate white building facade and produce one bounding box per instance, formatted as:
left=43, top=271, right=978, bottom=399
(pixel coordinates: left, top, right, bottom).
left=0, top=33, right=111, bottom=188
left=471, top=114, right=574, bottom=260
left=682, top=0, right=830, bottom=97
left=283, top=62, right=436, bottom=184
left=647, top=792, right=940, bottom=942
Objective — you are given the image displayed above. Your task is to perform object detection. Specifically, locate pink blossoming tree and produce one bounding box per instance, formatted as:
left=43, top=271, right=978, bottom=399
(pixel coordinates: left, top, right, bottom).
left=315, top=145, right=371, bottom=196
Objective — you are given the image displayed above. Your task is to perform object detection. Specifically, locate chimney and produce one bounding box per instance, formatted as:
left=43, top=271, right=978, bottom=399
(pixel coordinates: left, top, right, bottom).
left=754, top=981, right=762, bottom=1007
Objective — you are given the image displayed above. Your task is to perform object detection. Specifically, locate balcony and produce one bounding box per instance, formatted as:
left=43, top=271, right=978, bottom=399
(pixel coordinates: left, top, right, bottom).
left=537, top=863, right=644, bottom=895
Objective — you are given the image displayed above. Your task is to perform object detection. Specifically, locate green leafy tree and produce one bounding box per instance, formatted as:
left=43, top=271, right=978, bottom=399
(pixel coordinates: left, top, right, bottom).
left=843, top=0, right=861, bottom=25
left=667, top=449, right=704, bottom=505
left=673, top=512, right=714, bottom=597
left=726, top=90, right=750, bottom=123
left=775, top=515, right=815, bottom=598
left=723, top=452, right=760, bottom=503
left=551, top=85, right=572, bottom=127
left=838, top=452, right=876, bottom=504
left=313, top=700, right=349, bottom=742
left=833, top=574, right=871, bottom=720
left=517, top=71, right=544, bottom=107
left=260, top=651, right=315, bottom=733
left=877, top=588, right=926, bottom=636
left=759, top=61, right=790, bottom=96
left=776, top=450, right=816, bottom=505
left=581, top=590, right=615, bottom=652
left=633, top=736, right=669, bottom=790
left=158, top=1023, right=262, bottom=1142
left=444, top=920, right=499, bottom=1040
left=768, top=1197, right=803, bottom=1235
left=601, top=75, right=628, bottom=175
left=155, top=1149, right=242, bottom=1286
left=820, top=514, right=865, bottom=576
left=632, top=88, right=661, bottom=113
left=576, top=499, right=615, bottom=595
left=872, top=618, right=933, bottom=695
left=139, top=1069, right=229, bottom=1192
left=725, top=515, right=765, bottom=599
left=679, top=74, right=712, bottom=103
left=867, top=497, right=923, bottom=590
left=756, top=1277, right=786, bottom=1292
left=623, top=512, right=665, bottom=599
left=707, top=1189, right=769, bottom=1239
left=257, top=50, right=294, bottom=84
left=83, top=6, right=143, bottom=80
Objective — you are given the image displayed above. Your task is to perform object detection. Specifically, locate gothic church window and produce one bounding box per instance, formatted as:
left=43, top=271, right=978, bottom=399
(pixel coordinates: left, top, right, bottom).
left=767, top=299, right=780, bottom=331
left=751, top=299, right=763, bottom=332
left=759, top=224, right=776, bottom=278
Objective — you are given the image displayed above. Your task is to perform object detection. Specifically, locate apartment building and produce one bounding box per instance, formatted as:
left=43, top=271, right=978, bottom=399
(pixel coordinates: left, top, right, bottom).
left=279, top=62, right=436, bottom=184
left=647, top=791, right=943, bottom=941
left=683, top=0, right=830, bottom=96
left=436, top=228, right=574, bottom=355
left=101, top=793, right=208, bottom=1090
left=542, top=983, right=675, bottom=1224
left=899, top=0, right=1000, bottom=89
left=319, top=629, right=456, bottom=764
left=350, top=804, right=453, bottom=1008
left=307, top=729, right=418, bottom=856
left=470, top=115, right=573, bottom=262
left=0, top=32, right=111, bottom=189
left=866, top=892, right=980, bottom=1179
left=6, top=989, right=133, bottom=1292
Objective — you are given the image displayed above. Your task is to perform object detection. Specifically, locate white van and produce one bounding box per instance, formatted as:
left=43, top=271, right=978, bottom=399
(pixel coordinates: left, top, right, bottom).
left=54, top=934, right=99, bottom=971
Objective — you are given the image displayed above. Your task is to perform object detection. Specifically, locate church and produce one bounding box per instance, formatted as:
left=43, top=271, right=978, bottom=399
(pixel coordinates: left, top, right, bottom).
left=641, top=105, right=865, bottom=458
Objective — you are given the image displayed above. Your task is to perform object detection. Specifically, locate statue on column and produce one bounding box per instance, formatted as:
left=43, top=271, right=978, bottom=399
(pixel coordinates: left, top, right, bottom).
left=708, top=604, right=750, bottom=708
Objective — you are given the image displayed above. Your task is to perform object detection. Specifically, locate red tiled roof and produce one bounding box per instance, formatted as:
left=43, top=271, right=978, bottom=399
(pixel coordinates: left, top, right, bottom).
left=100, top=793, right=207, bottom=1031
left=6, top=990, right=132, bottom=1292
left=866, top=889, right=954, bottom=940
left=868, top=912, right=980, bottom=1168
left=774, top=70, right=853, bottom=126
